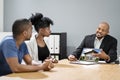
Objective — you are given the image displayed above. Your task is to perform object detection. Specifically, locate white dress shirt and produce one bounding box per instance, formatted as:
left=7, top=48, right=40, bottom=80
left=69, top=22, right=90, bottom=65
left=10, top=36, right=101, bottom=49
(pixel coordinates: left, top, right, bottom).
left=94, top=37, right=104, bottom=49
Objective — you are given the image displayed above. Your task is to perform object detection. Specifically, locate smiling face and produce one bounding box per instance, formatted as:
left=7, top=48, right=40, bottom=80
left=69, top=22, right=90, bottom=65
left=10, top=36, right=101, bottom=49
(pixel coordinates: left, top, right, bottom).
left=96, top=22, right=109, bottom=39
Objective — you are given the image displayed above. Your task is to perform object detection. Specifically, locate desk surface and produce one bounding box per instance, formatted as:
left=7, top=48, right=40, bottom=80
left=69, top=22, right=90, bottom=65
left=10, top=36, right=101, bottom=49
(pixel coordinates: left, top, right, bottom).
left=4, top=59, right=120, bottom=80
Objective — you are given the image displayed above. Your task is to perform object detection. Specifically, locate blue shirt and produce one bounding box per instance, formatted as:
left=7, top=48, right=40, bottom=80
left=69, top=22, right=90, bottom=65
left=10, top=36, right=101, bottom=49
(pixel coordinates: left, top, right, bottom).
left=0, top=36, right=29, bottom=76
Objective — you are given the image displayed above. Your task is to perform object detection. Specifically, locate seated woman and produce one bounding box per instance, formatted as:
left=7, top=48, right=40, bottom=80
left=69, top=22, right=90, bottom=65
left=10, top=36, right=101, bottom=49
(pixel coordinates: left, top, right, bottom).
left=26, top=13, right=58, bottom=63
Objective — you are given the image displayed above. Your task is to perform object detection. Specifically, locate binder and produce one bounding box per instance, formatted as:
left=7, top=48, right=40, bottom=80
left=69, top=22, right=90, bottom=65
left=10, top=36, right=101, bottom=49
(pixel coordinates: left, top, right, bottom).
left=54, top=35, right=60, bottom=54
left=44, top=33, right=67, bottom=60
left=49, top=35, right=54, bottom=53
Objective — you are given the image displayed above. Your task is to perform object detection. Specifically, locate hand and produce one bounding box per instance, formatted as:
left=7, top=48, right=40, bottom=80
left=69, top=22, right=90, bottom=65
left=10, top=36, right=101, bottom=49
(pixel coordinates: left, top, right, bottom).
left=41, top=59, right=54, bottom=71
left=47, top=55, right=58, bottom=63
left=52, top=58, right=58, bottom=63
left=92, top=50, right=110, bottom=60
left=68, top=55, right=77, bottom=61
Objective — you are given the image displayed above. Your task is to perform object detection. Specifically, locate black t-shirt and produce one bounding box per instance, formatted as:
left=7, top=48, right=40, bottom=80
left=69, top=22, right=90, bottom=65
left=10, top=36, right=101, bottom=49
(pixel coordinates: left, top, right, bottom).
left=38, top=44, right=50, bottom=62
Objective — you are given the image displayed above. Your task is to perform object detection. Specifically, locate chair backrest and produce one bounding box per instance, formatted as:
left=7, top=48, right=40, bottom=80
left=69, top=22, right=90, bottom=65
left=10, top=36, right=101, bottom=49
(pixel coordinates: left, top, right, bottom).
left=0, top=32, right=12, bottom=42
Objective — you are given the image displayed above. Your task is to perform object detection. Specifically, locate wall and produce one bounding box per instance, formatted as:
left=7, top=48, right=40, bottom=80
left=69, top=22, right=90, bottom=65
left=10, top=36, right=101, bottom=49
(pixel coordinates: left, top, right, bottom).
left=4, top=0, right=120, bottom=56
left=0, top=0, right=3, bottom=31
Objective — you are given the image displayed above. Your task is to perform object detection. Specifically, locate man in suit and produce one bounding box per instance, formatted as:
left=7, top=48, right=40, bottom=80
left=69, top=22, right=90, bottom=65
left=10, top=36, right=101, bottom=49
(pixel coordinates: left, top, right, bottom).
left=68, top=22, right=117, bottom=63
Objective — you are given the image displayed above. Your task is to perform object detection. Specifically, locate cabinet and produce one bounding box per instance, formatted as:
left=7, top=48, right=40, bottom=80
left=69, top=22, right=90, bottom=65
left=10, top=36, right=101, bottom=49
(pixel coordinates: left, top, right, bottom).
left=44, top=33, right=67, bottom=60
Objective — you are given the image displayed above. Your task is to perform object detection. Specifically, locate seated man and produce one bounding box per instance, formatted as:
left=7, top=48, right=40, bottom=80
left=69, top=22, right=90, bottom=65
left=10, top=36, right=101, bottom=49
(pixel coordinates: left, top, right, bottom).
left=68, top=22, right=117, bottom=63
left=0, top=18, right=54, bottom=76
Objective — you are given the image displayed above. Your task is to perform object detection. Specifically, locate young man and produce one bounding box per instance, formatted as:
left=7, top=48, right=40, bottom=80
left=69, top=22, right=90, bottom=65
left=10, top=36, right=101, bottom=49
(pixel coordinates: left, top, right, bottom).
left=68, top=22, right=117, bottom=63
left=0, top=18, right=54, bottom=76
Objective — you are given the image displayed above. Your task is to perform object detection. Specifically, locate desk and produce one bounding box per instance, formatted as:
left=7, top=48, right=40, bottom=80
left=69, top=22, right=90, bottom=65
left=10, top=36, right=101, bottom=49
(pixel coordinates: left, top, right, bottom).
left=5, top=59, right=120, bottom=80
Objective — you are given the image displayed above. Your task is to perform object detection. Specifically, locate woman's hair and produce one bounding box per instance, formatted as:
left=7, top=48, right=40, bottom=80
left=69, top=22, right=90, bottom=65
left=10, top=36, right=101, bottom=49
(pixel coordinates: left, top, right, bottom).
left=12, top=18, right=31, bottom=38
left=29, top=13, right=53, bottom=32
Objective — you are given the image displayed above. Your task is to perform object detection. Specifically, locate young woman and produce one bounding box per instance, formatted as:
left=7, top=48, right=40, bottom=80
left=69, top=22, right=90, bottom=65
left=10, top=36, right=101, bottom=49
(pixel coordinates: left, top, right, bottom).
left=26, top=13, right=58, bottom=63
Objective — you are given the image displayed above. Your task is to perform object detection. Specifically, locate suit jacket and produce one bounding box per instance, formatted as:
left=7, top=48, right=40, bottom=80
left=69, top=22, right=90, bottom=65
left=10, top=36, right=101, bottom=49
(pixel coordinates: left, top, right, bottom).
left=72, top=34, right=117, bottom=63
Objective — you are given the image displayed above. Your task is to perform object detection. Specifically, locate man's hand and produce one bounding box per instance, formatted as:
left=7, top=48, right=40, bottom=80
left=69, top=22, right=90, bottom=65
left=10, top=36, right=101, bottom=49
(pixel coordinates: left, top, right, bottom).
left=41, top=59, right=54, bottom=71
left=68, top=55, right=77, bottom=61
left=92, top=50, right=110, bottom=61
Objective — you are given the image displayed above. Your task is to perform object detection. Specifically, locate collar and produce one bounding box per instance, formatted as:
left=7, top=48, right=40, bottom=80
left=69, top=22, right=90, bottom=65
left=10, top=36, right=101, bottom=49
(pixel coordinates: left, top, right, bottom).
left=95, top=37, right=104, bottom=41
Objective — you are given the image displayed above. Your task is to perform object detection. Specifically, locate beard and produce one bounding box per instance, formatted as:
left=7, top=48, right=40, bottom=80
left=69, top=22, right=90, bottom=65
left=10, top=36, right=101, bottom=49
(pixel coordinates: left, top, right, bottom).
left=96, top=33, right=103, bottom=39
left=25, top=35, right=32, bottom=41
left=25, top=38, right=30, bottom=41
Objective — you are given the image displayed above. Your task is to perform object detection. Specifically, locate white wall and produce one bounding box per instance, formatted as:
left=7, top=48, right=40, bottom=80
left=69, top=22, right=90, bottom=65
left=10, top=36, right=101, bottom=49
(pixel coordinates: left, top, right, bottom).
left=4, top=0, right=120, bottom=55
left=0, top=0, right=3, bottom=31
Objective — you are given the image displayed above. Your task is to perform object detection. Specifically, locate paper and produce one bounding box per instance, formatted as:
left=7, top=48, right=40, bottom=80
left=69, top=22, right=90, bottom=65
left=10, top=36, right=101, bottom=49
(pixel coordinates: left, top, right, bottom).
left=70, top=60, right=96, bottom=65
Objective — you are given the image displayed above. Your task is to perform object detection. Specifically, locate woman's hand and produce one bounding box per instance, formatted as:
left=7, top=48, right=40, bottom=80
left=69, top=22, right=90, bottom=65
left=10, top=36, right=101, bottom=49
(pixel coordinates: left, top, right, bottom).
left=41, top=59, right=54, bottom=71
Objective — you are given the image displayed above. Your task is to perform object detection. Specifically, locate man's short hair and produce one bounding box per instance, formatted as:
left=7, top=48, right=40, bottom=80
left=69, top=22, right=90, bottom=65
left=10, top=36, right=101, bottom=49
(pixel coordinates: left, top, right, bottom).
left=12, top=18, right=31, bottom=38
